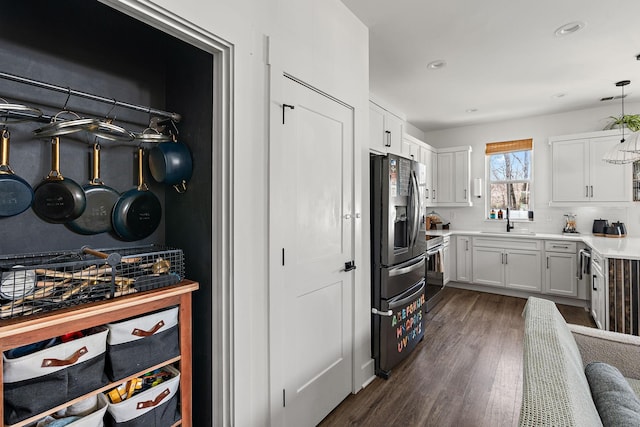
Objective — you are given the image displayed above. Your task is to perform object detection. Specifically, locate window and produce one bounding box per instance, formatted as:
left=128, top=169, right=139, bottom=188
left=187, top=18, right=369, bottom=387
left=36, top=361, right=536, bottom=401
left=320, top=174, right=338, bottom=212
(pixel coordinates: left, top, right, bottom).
left=486, top=139, right=533, bottom=220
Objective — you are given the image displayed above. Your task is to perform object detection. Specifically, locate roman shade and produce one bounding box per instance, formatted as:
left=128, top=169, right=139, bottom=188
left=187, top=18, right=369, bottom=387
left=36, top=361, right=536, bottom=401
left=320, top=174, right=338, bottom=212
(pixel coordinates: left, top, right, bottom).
left=485, top=138, right=533, bottom=155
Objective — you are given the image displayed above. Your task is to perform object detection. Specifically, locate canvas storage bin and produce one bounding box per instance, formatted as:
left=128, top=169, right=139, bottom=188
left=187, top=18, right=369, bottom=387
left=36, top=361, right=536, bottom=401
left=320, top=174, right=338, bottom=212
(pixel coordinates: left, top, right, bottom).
left=105, top=365, right=181, bottom=427
left=105, top=306, right=179, bottom=381
left=35, top=393, right=109, bottom=427
left=3, top=327, right=109, bottom=425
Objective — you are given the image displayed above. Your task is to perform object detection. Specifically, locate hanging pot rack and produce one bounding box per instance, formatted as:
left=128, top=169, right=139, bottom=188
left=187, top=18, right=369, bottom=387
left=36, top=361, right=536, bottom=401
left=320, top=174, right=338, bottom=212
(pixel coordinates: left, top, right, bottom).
left=0, top=70, right=181, bottom=123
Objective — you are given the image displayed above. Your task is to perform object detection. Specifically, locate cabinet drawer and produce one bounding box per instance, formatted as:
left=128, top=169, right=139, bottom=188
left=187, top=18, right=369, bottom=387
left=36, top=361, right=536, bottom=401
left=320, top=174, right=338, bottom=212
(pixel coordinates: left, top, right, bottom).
left=473, top=237, right=541, bottom=251
left=544, top=241, right=577, bottom=253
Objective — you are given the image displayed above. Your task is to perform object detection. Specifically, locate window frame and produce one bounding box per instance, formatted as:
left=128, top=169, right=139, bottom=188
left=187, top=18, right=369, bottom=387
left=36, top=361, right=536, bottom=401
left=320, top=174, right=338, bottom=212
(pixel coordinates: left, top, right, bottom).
left=485, top=145, right=534, bottom=221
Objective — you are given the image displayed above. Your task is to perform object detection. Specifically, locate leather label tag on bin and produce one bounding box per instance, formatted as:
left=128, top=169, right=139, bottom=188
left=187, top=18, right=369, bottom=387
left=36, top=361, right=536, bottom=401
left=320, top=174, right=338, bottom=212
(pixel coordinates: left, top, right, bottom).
left=41, top=346, right=88, bottom=367
left=132, top=320, right=165, bottom=337
left=136, top=388, right=170, bottom=409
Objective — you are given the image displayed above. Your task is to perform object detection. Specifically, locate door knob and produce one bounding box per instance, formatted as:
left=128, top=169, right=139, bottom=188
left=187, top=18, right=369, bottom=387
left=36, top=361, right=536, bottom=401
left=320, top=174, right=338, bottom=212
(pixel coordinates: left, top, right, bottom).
left=344, top=261, right=356, bottom=272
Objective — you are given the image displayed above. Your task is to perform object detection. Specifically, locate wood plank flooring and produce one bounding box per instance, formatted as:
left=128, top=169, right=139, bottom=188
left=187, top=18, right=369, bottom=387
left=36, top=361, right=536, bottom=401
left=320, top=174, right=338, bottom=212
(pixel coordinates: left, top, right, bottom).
left=319, top=288, right=595, bottom=427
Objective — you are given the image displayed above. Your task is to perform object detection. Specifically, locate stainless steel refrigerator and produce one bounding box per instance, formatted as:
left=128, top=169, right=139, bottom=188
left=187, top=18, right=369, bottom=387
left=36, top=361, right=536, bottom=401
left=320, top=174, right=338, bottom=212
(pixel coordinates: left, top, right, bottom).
left=370, top=153, right=427, bottom=379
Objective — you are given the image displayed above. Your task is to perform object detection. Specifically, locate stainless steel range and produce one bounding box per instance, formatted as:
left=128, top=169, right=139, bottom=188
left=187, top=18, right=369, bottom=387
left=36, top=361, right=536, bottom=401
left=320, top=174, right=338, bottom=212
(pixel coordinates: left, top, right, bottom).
left=425, top=235, right=445, bottom=312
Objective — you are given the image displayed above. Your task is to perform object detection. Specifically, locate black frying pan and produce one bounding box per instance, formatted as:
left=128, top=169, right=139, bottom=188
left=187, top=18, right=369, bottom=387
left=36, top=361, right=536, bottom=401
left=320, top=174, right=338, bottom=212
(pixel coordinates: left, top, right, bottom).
left=67, top=143, right=120, bottom=234
left=111, top=147, right=161, bottom=241
left=0, top=128, right=34, bottom=217
left=33, top=137, right=86, bottom=223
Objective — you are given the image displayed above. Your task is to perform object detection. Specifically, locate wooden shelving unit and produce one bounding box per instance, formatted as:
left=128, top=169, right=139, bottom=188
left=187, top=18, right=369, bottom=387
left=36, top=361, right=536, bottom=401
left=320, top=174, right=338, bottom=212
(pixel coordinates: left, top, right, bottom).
left=0, top=280, right=199, bottom=427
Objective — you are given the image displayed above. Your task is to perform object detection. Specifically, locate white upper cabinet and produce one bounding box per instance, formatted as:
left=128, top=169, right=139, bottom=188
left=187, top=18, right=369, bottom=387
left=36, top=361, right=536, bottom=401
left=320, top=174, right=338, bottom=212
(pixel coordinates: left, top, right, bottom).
left=401, top=136, right=421, bottom=160
left=435, top=146, right=472, bottom=206
left=420, top=145, right=437, bottom=206
left=369, top=101, right=403, bottom=155
left=550, top=130, right=632, bottom=204
left=436, top=152, right=454, bottom=203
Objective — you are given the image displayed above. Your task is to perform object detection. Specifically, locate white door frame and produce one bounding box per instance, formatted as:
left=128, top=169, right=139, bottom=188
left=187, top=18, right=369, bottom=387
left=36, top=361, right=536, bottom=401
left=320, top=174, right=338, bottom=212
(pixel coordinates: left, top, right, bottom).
left=98, top=1, right=234, bottom=425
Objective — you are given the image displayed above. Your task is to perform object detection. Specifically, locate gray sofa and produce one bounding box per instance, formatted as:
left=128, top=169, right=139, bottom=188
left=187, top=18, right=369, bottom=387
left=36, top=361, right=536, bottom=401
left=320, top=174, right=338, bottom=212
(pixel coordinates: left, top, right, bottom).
left=519, top=297, right=640, bottom=427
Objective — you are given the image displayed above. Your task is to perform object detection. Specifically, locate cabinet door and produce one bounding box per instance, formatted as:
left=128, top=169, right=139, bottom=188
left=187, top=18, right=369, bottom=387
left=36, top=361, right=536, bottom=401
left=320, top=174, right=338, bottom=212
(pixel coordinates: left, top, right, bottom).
left=545, top=252, right=577, bottom=296
left=454, top=150, right=469, bottom=203
left=589, top=136, right=631, bottom=202
left=552, top=139, right=588, bottom=202
left=436, top=152, right=454, bottom=203
left=385, top=111, right=404, bottom=155
left=504, top=249, right=541, bottom=292
left=431, top=150, right=438, bottom=203
left=472, top=247, right=504, bottom=287
left=420, top=148, right=433, bottom=204
left=456, top=236, right=472, bottom=282
left=402, top=138, right=420, bottom=160
left=443, top=243, right=451, bottom=285
left=591, top=271, right=603, bottom=329
left=369, top=102, right=387, bottom=153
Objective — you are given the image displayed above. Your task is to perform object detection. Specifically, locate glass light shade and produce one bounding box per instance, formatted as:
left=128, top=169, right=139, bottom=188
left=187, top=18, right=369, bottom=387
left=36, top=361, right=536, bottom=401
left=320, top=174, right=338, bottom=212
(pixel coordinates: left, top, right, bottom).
left=618, top=131, right=640, bottom=153
left=602, top=138, right=640, bottom=164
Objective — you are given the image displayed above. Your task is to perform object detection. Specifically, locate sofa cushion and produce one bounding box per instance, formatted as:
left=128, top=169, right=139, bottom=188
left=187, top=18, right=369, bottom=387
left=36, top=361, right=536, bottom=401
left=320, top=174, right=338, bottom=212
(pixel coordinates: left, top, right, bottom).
left=585, top=362, right=640, bottom=427
left=519, top=297, right=602, bottom=427
left=626, top=377, right=640, bottom=398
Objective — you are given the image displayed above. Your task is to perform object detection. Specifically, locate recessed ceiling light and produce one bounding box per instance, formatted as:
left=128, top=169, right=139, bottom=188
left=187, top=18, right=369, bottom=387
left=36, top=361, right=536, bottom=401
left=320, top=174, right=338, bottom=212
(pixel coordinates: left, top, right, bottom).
left=554, top=21, right=585, bottom=37
left=427, top=60, right=447, bottom=70
left=465, top=108, right=478, bottom=113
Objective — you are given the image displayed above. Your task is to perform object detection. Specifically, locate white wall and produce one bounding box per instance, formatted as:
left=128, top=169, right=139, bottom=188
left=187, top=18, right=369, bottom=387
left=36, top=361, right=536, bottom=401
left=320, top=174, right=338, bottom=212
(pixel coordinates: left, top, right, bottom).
left=108, top=1, right=370, bottom=426
left=423, top=102, right=640, bottom=236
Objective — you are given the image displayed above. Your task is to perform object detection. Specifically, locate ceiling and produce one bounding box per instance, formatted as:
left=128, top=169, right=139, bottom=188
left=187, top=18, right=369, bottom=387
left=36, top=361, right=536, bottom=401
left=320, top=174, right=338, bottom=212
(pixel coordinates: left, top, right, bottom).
left=340, top=0, right=640, bottom=132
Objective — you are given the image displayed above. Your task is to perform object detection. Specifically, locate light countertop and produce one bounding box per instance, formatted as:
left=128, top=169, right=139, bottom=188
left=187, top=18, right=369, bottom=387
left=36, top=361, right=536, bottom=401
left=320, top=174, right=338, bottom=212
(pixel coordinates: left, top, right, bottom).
left=427, top=229, right=640, bottom=260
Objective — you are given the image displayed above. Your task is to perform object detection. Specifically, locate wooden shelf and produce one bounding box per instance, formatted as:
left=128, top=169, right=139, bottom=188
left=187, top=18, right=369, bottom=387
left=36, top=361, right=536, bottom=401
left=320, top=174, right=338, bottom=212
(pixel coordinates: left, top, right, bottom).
left=0, top=280, right=198, bottom=427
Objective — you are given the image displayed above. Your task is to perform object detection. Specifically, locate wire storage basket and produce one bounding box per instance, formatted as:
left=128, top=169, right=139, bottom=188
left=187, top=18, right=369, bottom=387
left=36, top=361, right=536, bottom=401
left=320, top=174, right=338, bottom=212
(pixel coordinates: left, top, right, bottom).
left=0, top=245, right=185, bottom=319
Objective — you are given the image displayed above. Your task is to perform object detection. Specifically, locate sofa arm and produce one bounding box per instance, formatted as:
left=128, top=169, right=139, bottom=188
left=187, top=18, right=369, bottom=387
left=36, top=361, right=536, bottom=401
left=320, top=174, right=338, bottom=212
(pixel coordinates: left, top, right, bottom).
left=569, top=324, right=640, bottom=379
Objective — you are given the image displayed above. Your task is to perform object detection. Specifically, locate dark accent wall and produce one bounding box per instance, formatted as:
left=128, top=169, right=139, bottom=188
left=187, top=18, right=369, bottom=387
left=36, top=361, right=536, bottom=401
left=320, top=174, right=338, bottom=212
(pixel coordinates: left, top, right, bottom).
left=0, top=1, right=215, bottom=425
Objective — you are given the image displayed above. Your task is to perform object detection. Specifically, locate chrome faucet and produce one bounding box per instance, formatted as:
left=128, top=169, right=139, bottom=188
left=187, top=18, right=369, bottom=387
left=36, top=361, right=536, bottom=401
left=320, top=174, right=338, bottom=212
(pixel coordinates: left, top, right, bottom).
left=506, top=207, right=514, bottom=232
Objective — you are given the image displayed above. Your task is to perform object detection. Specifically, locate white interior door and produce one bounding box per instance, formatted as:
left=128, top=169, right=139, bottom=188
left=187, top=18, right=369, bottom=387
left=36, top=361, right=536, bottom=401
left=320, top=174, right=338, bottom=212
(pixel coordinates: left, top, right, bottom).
left=272, top=76, right=354, bottom=426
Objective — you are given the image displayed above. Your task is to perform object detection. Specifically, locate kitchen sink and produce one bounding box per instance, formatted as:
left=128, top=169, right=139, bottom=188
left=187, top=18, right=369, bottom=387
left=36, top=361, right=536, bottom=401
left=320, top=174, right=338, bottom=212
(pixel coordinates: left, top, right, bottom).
left=480, top=231, right=537, bottom=236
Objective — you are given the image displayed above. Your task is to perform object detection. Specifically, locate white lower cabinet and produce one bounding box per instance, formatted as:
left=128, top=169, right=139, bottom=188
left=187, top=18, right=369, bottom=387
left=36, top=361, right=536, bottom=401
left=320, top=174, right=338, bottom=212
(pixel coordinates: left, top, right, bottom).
left=472, top=247, right=504, bottom=287
left=471, top=237, right=542, bottom=291
left=443, top=236, right=451, bottom=285
left=590, top=251, right=606, bottom=329
left=544, top=241, right=578, bottom=297
left=455, top=236, right=472, bottom=282
left=505, top=250, right=542, bottom=292
left=471, top=247, right=541, bottom=291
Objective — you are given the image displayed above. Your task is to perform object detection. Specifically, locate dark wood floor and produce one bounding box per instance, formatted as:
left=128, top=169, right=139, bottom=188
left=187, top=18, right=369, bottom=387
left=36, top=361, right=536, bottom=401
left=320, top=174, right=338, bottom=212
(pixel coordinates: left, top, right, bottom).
left=319, top=288, right=595, bottom=427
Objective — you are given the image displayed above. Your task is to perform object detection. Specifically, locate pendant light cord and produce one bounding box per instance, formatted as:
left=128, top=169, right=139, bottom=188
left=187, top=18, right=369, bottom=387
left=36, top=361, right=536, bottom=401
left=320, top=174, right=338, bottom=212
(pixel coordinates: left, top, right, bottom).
left=622, top=84, right=626, bottom=142
left=617, top=80, right=631, bottom=143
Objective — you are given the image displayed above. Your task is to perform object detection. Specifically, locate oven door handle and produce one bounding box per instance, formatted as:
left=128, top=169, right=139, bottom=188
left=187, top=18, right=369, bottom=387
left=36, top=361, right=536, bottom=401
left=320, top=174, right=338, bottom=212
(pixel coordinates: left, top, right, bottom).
left=427, top=246, right=443, bottom=257
left=388, top=255, right=425, bottom=277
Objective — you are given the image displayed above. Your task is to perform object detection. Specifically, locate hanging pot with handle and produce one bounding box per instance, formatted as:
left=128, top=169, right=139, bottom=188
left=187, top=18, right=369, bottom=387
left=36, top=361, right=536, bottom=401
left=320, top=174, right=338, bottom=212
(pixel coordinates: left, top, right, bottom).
left=148, top=133, right=193, bottom=193
left=33, top=137, right=86, bottom=223
left=66, top=143, right=120, bottom=235
left=0, top=128, right=34, bottom=217
left=111, top=147, right=162, bottom=241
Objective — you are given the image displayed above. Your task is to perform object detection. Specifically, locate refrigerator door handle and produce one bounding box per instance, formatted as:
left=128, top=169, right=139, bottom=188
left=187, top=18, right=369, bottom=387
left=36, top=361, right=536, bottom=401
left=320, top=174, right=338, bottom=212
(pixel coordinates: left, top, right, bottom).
left=387, top=280, right=425, bottom=310
left=409, top=170, right=420, bottom=249
left=388, top=255, right=426, bottom=277
left=371, top=307, right=394, bottom=317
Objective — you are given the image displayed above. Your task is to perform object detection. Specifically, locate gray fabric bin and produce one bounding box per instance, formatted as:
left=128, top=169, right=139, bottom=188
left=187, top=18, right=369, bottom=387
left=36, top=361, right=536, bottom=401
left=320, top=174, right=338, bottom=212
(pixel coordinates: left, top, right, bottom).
left=105, top=365, right=180, bottom=427
left=105, top=306, right=180, bottom=381
left=3, top=328, right=109, bottom=425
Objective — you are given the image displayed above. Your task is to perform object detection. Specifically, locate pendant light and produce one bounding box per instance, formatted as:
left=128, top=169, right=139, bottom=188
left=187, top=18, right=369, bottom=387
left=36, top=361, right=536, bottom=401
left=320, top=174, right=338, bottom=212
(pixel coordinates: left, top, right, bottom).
left=602, top=80, right=640, bottom=164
